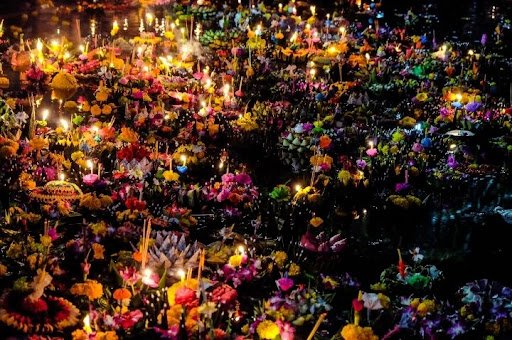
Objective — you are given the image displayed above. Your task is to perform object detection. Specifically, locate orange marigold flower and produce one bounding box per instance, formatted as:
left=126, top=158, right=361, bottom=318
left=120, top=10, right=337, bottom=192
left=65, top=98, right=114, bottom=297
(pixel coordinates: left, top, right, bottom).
left=113, top=288, right=132, bottom=301
left=319, top=135, right=332, bottom=149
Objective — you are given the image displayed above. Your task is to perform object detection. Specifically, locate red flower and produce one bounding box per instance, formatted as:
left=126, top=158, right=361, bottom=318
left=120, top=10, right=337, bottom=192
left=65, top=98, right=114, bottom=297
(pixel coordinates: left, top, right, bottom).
left=114, top=310, right=144, bottom=329
left=398, top=249, right=406, bottom=278
left=211, top=284, right=238, bottom=305
left=21, top=298, right=48, bottom=314
left=352, top=298, right=364, bottom=312
left=207, top=329, right=227, bottom=339
left=125, top=197, right=146, bottom=211
left=175, top=287, right=199, bottom=308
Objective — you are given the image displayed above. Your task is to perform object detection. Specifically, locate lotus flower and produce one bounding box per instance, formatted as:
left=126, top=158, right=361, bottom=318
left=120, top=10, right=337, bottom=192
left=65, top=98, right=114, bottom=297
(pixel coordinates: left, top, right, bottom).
left=148, top=231, right=201, bottom=276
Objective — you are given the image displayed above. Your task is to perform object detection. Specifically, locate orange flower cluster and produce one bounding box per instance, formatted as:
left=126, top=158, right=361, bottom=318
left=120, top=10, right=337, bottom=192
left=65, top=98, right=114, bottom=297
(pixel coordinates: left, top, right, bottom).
left=70, top=280, right=103, bottom=300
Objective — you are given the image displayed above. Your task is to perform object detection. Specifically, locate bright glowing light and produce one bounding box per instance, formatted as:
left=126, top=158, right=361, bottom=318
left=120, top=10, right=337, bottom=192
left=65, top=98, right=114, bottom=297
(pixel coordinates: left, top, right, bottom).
left=83, top=314, right=92, bottom=334
left=59, top=173, right=65, bottom=181
left=238, top=245, right=245, bottom=255
left=456, top=93, right=463, bottom=102
left=36, top=39, right=43, bottom=52
left=41, top=109, right=49, bottom=121
left=60, top=119, right=69, bottom=131
left=223, top=83, right=230, bottom=97
left=294, top=184, right=302, bottom=192
left=177, top=268, right=185, bottom=282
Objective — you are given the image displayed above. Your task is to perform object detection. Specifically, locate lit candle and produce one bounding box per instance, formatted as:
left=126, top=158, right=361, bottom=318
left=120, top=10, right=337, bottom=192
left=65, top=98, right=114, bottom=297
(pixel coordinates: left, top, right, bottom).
left=238, top=245, right=245, bottom=256
left=87, top=159, right=93, bottom=174
left=59, top=173, right=65, bottom=181
left=177, top=268, right=185, bottom=282
left=180, top=154, right=187, bottom=167
left=83, top=314, right=92, bottom=334
left=60, top=118, right=69, bottom=131
left=41, top=109, right=49, bottom=122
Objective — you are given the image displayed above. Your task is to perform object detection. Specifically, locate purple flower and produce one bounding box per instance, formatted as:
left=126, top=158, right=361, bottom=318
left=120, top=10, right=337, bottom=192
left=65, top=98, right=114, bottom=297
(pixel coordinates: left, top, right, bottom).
left=395, top=182, right=410, bottom=192
left=276, top=277, right=294, bottom=292
left=447, top=155, right=458, bottom=169
left=447, top=321, right=465, bottom=338
left=481, top=33, right=487, bottom=46
left=465, top=102, right=481, bottom=112
left=303, top=122, right=314, bottom=133
left=356, top=159, right=367, bottom=169
left=440, top=107, right=451, bottom=117
left=412, top=142, right=424, bottom=153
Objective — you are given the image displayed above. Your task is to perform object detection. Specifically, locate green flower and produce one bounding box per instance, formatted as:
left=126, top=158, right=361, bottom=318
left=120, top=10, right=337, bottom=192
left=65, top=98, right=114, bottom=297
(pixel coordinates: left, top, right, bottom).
left=72, top=114, right=84, bottom=126
left=406, top=273, right=430, bottom=289
left=269, top=184, right=291, bottom=201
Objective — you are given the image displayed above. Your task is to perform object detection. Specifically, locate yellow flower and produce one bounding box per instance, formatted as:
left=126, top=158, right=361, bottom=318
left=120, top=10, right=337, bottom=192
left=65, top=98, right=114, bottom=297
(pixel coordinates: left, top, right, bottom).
left=274, top=251, right=288, bottom=269
left=117, top=127, right=139, bottom=143
left=163, top=170, right=180, bottom=182
left=29, top=137, right=49, bottom=151
left=410, top=298, right=421, bottom=309
left=378, top=293, right=391, bottom=309
left=416, top=92, right=428, bottom=102
left=40, top=235, right=52, bottom=247
left=90, top=221, right=107, bottom=236
left=417, top=299, right=435, bottom=317
left=71, top=151, right=84, bottom=162
left=310, top=216, right=324, bottom=228
left=288, top=263, right=300, bottom=276
left=338, top=170, right=352, bottom=186
left=256, top=320, right=280, bottom=339
left=92, top=243, right=105, bottom=260
left=229, top=255, right=243, bottom=268
left=341, top=324, right=378, bottom=340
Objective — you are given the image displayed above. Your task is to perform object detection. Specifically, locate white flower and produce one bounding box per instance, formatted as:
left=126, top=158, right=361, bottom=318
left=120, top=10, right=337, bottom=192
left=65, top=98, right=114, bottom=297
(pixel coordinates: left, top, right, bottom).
left=410, top=247, right=424, bottom=262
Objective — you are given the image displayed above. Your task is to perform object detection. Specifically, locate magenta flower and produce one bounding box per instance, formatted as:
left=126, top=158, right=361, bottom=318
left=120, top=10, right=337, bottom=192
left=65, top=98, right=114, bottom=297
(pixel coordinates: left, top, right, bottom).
left=366, top=148, right=378, bottom=157
left=411, top=142, right=424, bottom=153
left=119, top=267, right=141, bottom=286
left=395, top=182, right=410, bottom=192
left=235, top=173, right=253, bottom=185
left=276, top=277, right=294, bottom=292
